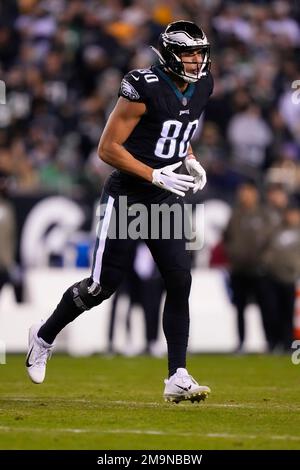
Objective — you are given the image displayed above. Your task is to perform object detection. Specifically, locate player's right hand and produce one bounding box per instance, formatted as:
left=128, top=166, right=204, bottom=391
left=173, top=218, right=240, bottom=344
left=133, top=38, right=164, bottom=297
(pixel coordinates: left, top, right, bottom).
left=152, top=161, right=195, bottom=197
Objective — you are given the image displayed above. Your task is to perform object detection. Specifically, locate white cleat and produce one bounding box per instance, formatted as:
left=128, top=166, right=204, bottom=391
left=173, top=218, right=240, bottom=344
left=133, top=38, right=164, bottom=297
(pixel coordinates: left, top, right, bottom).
left=26, top=323, right=54, bottom=384
left=163, top=368, right=211, bottom=404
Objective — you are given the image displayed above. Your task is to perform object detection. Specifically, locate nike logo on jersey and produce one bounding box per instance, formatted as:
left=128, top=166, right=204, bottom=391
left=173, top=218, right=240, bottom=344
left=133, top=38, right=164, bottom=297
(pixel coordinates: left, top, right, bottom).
left=131, top=74, right=140, bottom=81
left=179, top=110, right=190, bottom=116
left=26, top=346, right=34, bottom=367
left=175, top=384, right=192, bottom=392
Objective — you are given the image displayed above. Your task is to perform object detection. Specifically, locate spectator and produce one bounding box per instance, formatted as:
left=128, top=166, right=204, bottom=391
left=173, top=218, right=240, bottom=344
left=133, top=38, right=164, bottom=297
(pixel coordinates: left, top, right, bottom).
left=224, top=181, right=275, bottom=351
left=264, top=182, right=289, bottom=228
left=263, top=203, right=300, bottom=351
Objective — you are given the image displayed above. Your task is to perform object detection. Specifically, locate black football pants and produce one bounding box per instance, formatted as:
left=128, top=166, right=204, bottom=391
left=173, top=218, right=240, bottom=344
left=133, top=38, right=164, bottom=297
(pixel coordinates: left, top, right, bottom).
left=39, top=190, right=192, bottom=376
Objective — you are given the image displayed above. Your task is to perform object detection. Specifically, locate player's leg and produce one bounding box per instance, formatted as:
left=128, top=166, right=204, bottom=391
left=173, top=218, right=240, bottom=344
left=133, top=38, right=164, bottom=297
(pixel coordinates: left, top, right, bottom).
left=141, top=276, right=164, bottom=354
left=0, top=268, right=9, bottom=293
left=38, top=192, right=133, bottom=343
left=26, top=191, right=135, bottom=383
left=146, top=236, right=190, bottom=362
left=146, top=196, right=210, bottom=402
left=230, top=272, right=248, bottom=351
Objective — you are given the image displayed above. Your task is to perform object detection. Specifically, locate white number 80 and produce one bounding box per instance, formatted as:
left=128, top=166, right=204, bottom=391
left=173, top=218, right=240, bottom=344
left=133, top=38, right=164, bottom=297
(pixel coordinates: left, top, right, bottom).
left=155, top=119, right=199, bottom=159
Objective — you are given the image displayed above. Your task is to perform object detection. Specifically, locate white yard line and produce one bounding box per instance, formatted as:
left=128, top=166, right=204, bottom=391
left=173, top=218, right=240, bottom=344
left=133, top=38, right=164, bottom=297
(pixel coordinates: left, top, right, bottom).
left=0, top=425, right=300, bottom=442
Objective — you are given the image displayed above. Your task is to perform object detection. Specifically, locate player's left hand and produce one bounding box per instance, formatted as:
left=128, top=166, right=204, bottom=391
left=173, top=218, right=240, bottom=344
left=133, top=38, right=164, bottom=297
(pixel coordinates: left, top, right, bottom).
left=185, top=156, right=207, bottom=193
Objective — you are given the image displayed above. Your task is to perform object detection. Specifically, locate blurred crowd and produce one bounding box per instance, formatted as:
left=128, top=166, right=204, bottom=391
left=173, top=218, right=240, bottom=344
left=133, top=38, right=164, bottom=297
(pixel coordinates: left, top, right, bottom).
left=0, top=0, right=299, bottom=200
left=223, top=181, right=300, bottom=352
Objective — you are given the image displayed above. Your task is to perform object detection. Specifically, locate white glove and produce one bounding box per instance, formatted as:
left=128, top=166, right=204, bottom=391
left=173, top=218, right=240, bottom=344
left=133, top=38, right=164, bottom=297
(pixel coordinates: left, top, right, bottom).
left=152, top=161, right=195, bottom=197
left=185, top=156, right=207, bottom=193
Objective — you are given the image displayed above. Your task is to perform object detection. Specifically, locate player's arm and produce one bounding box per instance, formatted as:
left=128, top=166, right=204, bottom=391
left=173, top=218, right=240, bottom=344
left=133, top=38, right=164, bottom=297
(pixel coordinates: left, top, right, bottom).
left=98, top=97, right=153, bottom=182
left=187, top=144, right=194, bottom=156
left=98, top=97, right=195, bottom=196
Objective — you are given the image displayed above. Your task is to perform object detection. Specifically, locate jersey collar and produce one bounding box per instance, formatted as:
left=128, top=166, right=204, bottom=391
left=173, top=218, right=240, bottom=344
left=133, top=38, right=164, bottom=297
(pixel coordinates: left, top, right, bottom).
left=154, top=66, right=195, bottom=106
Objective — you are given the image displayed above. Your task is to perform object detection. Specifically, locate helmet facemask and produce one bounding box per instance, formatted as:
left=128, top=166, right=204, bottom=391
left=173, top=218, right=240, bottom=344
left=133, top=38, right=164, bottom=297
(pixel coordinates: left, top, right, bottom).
left=167, top=44, right=211, bottom=83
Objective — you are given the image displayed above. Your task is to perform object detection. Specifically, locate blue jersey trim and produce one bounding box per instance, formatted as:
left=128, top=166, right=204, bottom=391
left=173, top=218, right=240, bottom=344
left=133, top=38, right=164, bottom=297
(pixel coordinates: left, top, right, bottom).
left=154, top=66, right=195, bottom=104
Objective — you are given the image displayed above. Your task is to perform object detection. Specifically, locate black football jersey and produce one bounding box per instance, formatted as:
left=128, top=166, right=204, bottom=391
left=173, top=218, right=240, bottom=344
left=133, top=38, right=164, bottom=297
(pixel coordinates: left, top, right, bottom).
left=104, top=65, right=213, bottom=203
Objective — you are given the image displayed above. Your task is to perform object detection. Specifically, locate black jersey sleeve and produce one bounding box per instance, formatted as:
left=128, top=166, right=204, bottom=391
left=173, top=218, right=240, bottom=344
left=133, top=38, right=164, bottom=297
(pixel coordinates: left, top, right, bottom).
left=118, top=69, right=149, bottom=104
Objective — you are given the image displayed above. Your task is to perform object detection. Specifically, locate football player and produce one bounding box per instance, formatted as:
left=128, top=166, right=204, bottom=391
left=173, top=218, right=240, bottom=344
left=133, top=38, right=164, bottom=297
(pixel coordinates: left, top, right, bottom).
left=26, top=20, right=214, bottom=403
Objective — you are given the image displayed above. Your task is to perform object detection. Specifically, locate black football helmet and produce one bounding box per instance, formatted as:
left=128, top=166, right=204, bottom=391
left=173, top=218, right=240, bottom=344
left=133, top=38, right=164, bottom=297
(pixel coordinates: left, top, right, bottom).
left=152, top=20, right=211, bottom=83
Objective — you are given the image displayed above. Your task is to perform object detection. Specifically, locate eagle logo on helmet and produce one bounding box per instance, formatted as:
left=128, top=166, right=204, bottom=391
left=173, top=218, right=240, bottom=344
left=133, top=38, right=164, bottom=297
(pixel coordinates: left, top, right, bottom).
left=162, top=30, right=207, bottom=48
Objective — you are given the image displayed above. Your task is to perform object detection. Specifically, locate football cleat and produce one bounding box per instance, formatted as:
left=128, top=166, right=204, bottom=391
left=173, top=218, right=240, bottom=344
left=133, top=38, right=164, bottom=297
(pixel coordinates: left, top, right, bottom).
left=163, top=367, right=210, bottom=403
left=26, top=323, right=54, bottom=384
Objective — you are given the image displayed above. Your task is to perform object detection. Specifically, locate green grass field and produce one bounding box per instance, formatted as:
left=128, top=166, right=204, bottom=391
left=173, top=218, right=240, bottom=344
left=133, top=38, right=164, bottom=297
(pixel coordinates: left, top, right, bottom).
left=0, top=354, right=299, bottom=450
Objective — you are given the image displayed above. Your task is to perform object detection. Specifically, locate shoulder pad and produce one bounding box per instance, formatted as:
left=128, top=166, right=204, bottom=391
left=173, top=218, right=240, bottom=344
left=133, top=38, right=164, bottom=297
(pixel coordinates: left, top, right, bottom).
left=118, top=68, right=159, bottom=103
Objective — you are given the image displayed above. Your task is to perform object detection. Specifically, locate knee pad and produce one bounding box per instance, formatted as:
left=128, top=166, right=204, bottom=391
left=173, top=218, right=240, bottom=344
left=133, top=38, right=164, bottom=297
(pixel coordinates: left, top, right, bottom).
left=71, top=278, right=114, bottom=312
